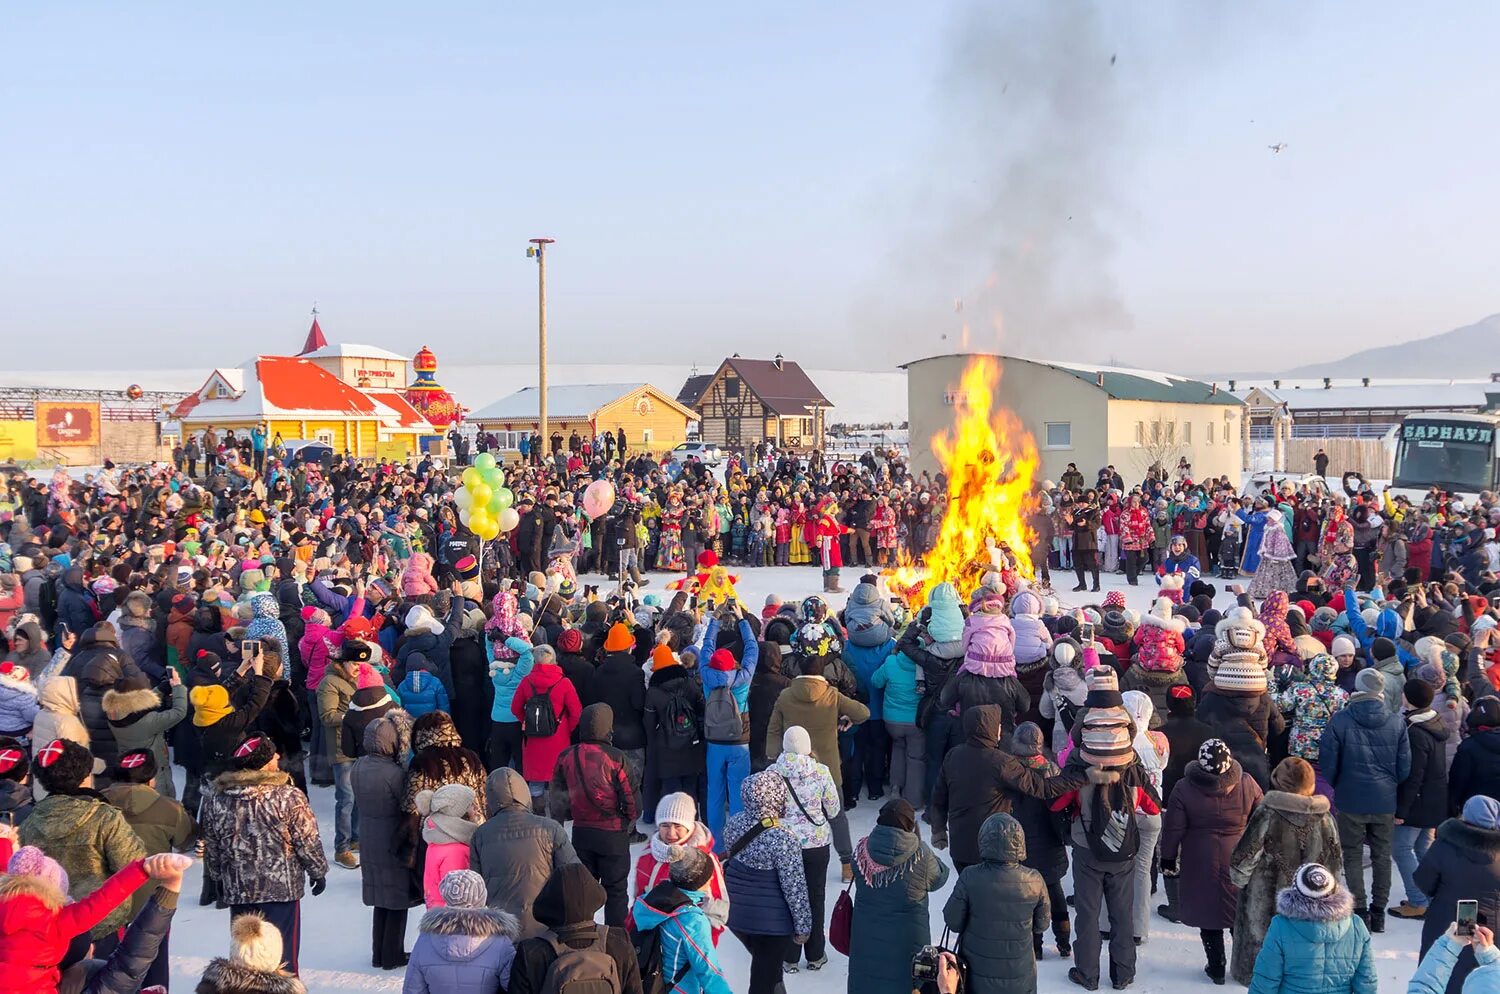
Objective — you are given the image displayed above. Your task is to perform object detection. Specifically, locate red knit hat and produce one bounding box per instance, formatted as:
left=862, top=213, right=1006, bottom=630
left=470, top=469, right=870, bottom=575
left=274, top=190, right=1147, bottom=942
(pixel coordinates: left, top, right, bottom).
left=557, top=629, right=584, bottom=654
left=709, top=648, right=737, bottom=671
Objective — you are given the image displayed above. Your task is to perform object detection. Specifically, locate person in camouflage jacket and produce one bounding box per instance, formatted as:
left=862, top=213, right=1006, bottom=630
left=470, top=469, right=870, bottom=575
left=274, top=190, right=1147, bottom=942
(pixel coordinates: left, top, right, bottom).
left=1273, top=653, right=1349, bottom=762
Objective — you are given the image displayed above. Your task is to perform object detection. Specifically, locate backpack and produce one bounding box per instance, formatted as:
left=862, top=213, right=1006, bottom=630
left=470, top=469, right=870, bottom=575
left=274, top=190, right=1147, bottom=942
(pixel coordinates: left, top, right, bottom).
left=538, top=926, right=621, bottom=994
left=523, top=683, right=560, bottom=738
left=703, top=683, right=744, bottom=742
left=1085, top=775, right=1140, bottom=865
left=660, top=686, right=701, bottom=751
left=630, top=920, right=690, bottom=994
left=38, top=576, right=59, bottom=633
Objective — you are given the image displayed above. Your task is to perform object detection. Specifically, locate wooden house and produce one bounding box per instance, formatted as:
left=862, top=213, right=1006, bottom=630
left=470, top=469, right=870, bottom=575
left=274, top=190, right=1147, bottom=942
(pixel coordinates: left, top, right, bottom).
left=683, top=356, right=832, bottom=453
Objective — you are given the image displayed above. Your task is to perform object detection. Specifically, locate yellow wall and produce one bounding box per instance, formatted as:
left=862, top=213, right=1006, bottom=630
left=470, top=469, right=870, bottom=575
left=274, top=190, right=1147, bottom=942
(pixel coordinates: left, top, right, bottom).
left=595, top=390, right=692, bottom=454
left=1104, top=400, right=1243, bottom=485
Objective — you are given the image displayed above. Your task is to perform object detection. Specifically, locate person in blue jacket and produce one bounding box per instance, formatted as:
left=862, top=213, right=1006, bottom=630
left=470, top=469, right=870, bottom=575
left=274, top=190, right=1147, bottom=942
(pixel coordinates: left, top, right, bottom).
left=1342, top=587, right=1418, bottom=669
left=1409, top=923, right=1500, bottom=994
left=487, top=635, right=534, bottom=773
left=698, top=605, right=759, bottom=849
left=840, top=579, right=898, bottom=805
left=1238, top=500, right=1272, bottom=574
left=870, top=639, right=923, bottom=807
left=1157, top=535, right=1202, bottom=584
left=1249, top=862, right=1377, bottom=994
left=398, top=651, right=451, bottom=719
left=630, top=849, right=734, bottom=994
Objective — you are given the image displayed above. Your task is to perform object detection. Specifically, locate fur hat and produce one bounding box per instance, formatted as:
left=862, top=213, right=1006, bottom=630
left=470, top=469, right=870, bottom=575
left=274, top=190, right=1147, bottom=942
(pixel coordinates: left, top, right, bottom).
left=1216, top=606, right=1266, bottom=649
left=1271, top=756, right=1316, bottom=796
left=782, top=725, right=812, bottom=757
left=1355, top=668, right=1385, bottom=697
left=7, top=846, right=68, bottom=896
left=229, top=913, right=286, bottom=973
left=231, top=734, right=276, bottom=771
left=1293, top=863, right=1337, bottom=900
left=342, top=639, right=374, bottom=665
left=439, top=869, right=488, bottom=910
left=1144, top=597, right=1187, bottom=634
left=655, top=792, right=698, bottom=829
left=34, top=738, right=93, bottom=792
left=670, top=848, right=714, bottom=891
left=1198, top=738, right=1233, bottom=775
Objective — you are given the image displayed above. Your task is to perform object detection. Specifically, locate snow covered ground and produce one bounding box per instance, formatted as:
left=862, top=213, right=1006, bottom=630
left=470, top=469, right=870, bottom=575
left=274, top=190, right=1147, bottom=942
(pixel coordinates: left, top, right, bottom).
left=163, top=565, right=1428, bottom=992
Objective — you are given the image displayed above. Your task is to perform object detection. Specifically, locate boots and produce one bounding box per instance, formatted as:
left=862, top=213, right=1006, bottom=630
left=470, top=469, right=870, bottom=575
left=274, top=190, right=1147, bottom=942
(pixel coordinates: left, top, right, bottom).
left=1055, top=918, right=1072, bottom=959
left=1368, top=908, right=1386, bottom=933
left=824, top=570, right=844, bottom=594
left=1034, top=933, right=1045, bottom=961
left=1201, top=930, right=1226, bottom=985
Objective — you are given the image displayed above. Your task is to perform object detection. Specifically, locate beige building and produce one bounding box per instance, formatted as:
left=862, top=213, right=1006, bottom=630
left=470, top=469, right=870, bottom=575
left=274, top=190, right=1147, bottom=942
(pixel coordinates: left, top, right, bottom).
left=903, top=354, right=1244, bottom=486
left=468, top=382, right=696, bottom=457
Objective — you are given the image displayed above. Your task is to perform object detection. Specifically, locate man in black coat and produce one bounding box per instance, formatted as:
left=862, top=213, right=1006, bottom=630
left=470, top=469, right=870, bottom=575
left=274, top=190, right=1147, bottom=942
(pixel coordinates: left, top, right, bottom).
left=930, top=705, right=1016, bottom=871
left=1449, top=696, right=1500, bottom=814
left=748, top=640, right=792, bottom=772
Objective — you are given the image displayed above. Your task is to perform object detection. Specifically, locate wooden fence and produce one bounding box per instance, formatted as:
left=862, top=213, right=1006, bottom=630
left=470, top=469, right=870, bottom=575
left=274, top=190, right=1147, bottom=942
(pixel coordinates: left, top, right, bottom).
left=1282, top=438, right=1394, bottom=480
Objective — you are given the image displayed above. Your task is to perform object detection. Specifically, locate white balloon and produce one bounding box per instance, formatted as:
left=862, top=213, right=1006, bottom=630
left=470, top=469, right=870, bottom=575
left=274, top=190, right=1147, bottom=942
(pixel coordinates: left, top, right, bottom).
left=499, top=507, right=520, bottom=533
left=459, top=508, right=472, bottom=526
left=454, top=488, right=472, bottom=509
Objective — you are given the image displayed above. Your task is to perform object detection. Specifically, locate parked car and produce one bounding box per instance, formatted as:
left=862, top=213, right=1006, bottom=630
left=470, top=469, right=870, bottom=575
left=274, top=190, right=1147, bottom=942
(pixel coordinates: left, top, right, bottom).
left=670, top=441, right=723, bottom=466
left=1241, top=472, right=1330, bottom=500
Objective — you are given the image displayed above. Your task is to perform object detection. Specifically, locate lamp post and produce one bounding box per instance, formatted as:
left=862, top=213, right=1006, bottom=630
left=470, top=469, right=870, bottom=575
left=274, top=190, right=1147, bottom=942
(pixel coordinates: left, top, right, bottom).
left=528, top=237, right=555, bottom=458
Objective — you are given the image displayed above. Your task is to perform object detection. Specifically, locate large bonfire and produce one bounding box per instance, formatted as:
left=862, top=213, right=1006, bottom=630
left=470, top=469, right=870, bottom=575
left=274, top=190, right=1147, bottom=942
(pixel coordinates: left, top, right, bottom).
left=889, top=356, right=1041, bottom=606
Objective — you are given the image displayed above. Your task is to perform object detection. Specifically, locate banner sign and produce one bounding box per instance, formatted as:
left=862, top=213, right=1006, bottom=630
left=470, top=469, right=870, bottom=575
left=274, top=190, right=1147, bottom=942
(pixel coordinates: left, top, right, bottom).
left=35, top=403, right=101, bottom=447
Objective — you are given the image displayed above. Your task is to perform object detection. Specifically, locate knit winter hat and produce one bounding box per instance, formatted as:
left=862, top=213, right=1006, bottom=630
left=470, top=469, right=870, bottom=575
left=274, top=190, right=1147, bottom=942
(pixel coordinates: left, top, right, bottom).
left=232, top=734, right=276, bottom=771
left=1331, top=635, right=1358, bottom=658
left=34, top=738, right=93, bottom=792
left=1294, top=863, right=1337, bottom=899
left=418, top=784, right=480, bottom=847
left=603, top=623, right=633, bottom=653
left=229, top=913, right=285, bottom=973
left=1083, top=666, right=1122, bottom=708
left=405, top=604, right=444, bottom=636
left=1213, top=654, right=1268, bottom=694
left=1198, top=738, right=1233, bottom=775
left=1403, top=678, right=1435, bottom=710
left=1011, top=721, right=1045, bottom=757
left=1471, top=697, right=1500, bottom=731
left=1371, top=637, right=1398, bottom=664
left=782, top=725, right=813, bottom=757
left=1355, top=668, right=1386, bottom=697
left=1462, top=794, right=1500, bottom=830
left=1051, top=637, right=1082, bottom=671
left=557, top=629, right=584, bottom=654
left=1271, top=756, right=1317, bottom=796
left=651, top=644, right=680, bottom=672
left=7, top=846, right=68, bottom=896
left=0, top=740, right=29, bottom=783
left=355, top=660, right=385, bottom=690
left=112, top=748, right=158, bottom=784
left=439, top=869, right=488, bottom=910
left=1102, top=591, right=1127, bottom=610
left=655, top=792, right=698, bottom=829
left=670, top=848, right=715, bottom=891
left=1079, top=669, right=1135, bottom=767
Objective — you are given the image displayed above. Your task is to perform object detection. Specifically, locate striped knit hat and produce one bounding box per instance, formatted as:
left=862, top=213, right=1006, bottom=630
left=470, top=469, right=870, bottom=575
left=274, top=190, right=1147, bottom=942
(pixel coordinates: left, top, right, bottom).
left=1294, top=863, right=1337, bottom=899
left=1079, top=668, right=1135, bottom=767
left=1214, top=653, right=1268, bottom=694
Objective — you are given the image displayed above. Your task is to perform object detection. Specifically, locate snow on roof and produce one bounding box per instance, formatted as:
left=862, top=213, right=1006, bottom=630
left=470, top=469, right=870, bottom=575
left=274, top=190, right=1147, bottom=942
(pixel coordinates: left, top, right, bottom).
left=1233, top=381, right=1496, bottom=411
left=470, top=383, right=663, bottom=422
left=366, top=390, right=430, bottom=430
left=902, top=354, right=1236, bottom=406
left=299, top=342, right=410, bottom=363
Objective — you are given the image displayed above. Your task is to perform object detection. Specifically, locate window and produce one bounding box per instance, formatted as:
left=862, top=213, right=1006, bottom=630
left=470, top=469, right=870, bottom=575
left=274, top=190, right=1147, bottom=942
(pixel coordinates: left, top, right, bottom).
left=1151, top=421, right=1162, bottom=444
left=1183, top=421, right=1192, bottom=444
left=1135, top=421, right=1145, bottom=446
left=1206, top=422, right=1214, bottom=445
left=1223, top=422, right=1231, bottom=444
left=723, top=378, right=740, bottom=399
left=1165, top=421, right=1176, bottom=445
left=314, top=429, right=334, bottom=446
left=725, top=417, right=741, bottom=440
left=1044, top=422, right=1072, bottom=449
left=641, top=428, right=653, bottom=445
left=800, top=417, right=812, bottom=436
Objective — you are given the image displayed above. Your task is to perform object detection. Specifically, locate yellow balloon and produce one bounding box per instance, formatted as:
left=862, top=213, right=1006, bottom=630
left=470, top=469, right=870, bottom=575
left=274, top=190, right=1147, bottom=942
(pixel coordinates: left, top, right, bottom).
left=467, top=509, right=492, bottom=534
left=475, top=517, right=500, bottom=541
left=468, top=483, right=492, bottom=507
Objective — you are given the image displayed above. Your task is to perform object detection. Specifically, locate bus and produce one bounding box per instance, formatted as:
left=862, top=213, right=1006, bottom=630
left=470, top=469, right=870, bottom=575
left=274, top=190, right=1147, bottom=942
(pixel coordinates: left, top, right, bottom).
left=1390, top=412, right=1500, bottom=502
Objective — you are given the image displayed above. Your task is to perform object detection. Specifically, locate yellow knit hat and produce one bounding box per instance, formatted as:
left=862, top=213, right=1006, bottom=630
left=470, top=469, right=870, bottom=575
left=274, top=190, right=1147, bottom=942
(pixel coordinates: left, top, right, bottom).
left=190, top=684, right=233, bottom=727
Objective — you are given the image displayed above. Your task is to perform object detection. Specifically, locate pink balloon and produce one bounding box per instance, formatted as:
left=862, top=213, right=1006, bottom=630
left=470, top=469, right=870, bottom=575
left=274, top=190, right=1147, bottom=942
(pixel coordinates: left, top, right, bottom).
left=582, top=479, right=616, bottom=520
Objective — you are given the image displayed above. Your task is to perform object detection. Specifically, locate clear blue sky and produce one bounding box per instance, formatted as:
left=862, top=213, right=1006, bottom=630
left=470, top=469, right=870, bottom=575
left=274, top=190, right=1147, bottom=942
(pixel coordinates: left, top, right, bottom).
left=4, top=2, right=1498, bottom=374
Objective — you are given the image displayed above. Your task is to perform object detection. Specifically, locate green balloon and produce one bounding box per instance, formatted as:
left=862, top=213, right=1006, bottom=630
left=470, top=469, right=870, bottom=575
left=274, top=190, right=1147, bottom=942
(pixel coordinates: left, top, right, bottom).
left=474, top=452, right=497, bottom=471
left=495, top=487, right=514, bottom=511
left=481, top=467, right=504, bottom=490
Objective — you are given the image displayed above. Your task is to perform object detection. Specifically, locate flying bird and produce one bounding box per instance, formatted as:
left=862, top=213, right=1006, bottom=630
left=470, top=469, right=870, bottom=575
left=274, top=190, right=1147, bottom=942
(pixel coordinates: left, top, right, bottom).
left=1268, top=143, right=1288, bottom=154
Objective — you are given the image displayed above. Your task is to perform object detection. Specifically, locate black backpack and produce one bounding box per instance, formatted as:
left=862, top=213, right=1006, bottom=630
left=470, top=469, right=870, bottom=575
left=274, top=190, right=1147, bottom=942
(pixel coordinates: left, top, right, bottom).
left=1086, top=774, right=1140, bottom=865
left=630, top=920, right=690, bottom=994
left=523, top=684, right=560, bottom=738
left=660, top=687, right=701, bottom=751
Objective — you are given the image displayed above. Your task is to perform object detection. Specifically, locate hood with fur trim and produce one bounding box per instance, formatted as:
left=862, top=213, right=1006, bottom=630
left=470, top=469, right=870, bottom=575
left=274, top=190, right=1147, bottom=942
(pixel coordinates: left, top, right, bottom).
left=418, top=904, right=521, bottom=938
left=1274, top=879, right=1356, bottom=923
left=196, top=958, right=308, bottom=994
left=102, top=686, right=161, bottom=723
left=0, top=865, right=67, bottom=913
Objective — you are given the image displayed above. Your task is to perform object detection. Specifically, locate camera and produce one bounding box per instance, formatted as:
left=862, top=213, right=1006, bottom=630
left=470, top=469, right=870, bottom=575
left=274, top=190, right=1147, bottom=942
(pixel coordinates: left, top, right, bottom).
left=911, top=945, right=964, bottom=992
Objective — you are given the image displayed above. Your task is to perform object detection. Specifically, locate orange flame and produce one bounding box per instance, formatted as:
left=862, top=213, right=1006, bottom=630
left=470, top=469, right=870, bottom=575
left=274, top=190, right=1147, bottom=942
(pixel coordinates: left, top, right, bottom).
left=890, top=356, right=1040, bottom=605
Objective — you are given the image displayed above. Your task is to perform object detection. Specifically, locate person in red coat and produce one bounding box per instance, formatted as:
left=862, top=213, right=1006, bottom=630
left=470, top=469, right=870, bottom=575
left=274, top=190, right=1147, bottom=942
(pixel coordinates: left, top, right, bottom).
left=510, top=644, right=581, bottom=799
left=811, top=497, right=848, bottom=594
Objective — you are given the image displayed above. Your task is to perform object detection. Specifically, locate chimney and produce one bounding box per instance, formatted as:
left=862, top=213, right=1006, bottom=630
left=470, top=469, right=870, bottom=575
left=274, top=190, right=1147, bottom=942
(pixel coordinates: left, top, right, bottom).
left=773, top=353, right=785, bottom=371
left=1228, top=379, right=1237, bottom=391
left=1491, top=373, right=1500, bottom=384
left=1211, top=382, right=1218, bottom=396
left=1096, top=372, right=1105, bottom=388
left=1272, top=379, right=1281, bottom=390
left=1323, top=377, right=1332, bottom=390
left=1362, top=377, right=1370, bottom=387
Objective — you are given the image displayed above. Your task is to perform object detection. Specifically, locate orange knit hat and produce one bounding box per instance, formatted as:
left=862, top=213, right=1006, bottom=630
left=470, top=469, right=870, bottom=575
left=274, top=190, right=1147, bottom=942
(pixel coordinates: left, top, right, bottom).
left=604, top=623, right=635, bottom=653
left=651, top=643, right=680, bottom=671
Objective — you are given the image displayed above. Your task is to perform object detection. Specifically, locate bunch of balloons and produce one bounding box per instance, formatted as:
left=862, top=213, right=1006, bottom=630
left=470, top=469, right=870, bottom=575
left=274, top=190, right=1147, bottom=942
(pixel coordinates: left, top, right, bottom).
left=454, top=453, right=519, bottom=541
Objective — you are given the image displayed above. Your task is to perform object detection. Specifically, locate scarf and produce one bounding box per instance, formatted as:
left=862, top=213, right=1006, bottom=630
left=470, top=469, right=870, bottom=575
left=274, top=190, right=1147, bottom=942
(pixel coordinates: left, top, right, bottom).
left=648, top=821, right=712, bottom=866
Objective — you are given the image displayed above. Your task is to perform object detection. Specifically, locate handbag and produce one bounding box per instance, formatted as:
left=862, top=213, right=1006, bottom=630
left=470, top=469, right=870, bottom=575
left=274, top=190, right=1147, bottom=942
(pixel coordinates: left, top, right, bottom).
left=829, top=877, right=855, bottom=955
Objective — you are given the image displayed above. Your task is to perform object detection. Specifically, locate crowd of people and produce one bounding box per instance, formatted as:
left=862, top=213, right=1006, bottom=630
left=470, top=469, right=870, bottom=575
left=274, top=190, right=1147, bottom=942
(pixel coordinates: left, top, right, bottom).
left=0, top=443, right=1495, bottom=994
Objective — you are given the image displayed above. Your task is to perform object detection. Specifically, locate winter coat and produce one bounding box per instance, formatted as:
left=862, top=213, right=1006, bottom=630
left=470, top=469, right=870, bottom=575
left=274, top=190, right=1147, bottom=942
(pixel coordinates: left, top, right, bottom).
left=1228, top=791, right=1344, bottom=985
left=1119, top=665, right=1187, bottom=731
left=747, top=648, right=791, bottom=768
left=583, top=651, right=647, bottom=752
left=962, top=611, right=1017, bottom=676
left=1275, top=676, right=1348, bottom=762
left=769, top=751, right=841, bottom=849
left=849, top=823, right=950, bottom=994
left=1132, top=614, right=1186, bottom=674
left=449, top=636, right=495, bottom=756
left=1009, top=597, right=1053, bottom=669
left=195, top=954, right=308, bottom=994
left=402, top=903, right=522, bottom=994
left=870, top=648, right=921, bottom=725
left=722, top=774, right=811, bottom=937
left=398, top=664, right=450, bottom=720
left=1396, top=713, right=1450, bottom=829
left=1409, top=935, right=1500, bottom=994
left=765, top=675, right=869, bottom=789
left=468, top=768, right=579, bottom=939
left=403, top=719, right=488, bottom=821
left=19, top=791, right=147, bottom=939
left=115, top=613, right=163, bottom=684
left=939, top=670, right=1030, bottom=739
left=102, top=683, right=188, bottom=786
left=507, top=863, right=644, bottom=994
left=643, top=664, right=707, bottom=780
left=297, top=620, right=337, bottom=691
left=396, top=597, right=462, bottom=698
left=842, top=638, right=893, bottom=721
left=1039, top=665, right=1090, bottom=757
left=55, top=573, right=98, bottom=640
left=1004, top=752, right=1068, bottom=879
left=1318, top=695, right=1411, bottom=815
left=930, top=705, right=1014, bottom=864
left=510, top=664, right=581, bottom=783
left=1160, top=708, right=1215, bottom=805
left=1197, top=687, right=1285, bottom=789
left=0, top=780, right=31, bottom=826
left=0, top=859, right=149, bottom=994
left=31, top=675, right=88, bottom=756
left=316, top=664, right=357, bottom=765
left=197, top=676, right=273, bottom=780
left=487, top=636, right=533, bottom=723
left=199, top=767, right=328, bottom=906
left=1450, top=729, right=1500, bottom=814
left=352, top=713, right=421, bottom=910
left=548, top=704, right=640, bottom=849
left=1247, top=883, right=1376, bottom=994
left=1415, top=816, right=1500, bottom=994
left=1160, top=759, right=1262, bottom=930
left=844, top=583, right=895, bottom=648
left=628, top=822, right=729, bottom=944
left=66, top=632, right=140, bottom=772
left=341, top=685, right=396, bottom=760
left=629, top=883, right=733, bottom=994
left=101, top=780, right=195, bottom=916
left=942, top=814, right=1048, bottom=994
